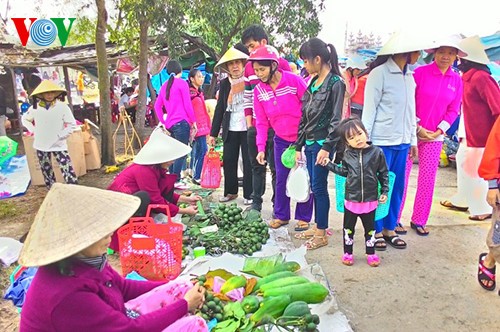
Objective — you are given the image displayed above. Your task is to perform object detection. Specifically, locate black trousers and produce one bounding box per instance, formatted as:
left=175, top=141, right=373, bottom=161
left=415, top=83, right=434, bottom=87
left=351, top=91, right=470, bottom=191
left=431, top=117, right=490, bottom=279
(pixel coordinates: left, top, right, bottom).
left=247, top=126, right=276, bottom=210
left=343, top=208, right=376, bottom=255
left=223, top=130, right=252, bottom=199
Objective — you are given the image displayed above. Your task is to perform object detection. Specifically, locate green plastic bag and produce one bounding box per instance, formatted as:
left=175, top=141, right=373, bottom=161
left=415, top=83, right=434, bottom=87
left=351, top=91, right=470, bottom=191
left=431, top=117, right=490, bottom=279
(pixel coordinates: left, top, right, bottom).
left=281, top=146, right=296, bottom=169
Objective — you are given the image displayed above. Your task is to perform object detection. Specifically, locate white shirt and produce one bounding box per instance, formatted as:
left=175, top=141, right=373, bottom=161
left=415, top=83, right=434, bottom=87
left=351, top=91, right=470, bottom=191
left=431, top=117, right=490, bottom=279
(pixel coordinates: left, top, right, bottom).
left=118, top=94, right=130, bottom=108
left=22, top=101, right=77, bottom=151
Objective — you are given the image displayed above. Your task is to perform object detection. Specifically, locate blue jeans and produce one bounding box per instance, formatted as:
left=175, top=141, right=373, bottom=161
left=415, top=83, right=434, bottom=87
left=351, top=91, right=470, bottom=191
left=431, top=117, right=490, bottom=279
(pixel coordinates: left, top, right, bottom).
left=168, top=120, right=190, bottom=181
left=191, top=135, right=207, bottom=180
left=305, top=143, right=331, bottom=230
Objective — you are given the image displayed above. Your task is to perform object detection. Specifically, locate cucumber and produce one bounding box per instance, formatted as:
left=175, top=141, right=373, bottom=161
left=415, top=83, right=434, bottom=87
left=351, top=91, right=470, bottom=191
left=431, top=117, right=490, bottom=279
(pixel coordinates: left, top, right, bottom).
left=262, top=282, right=329, bottom=304
left=258, top=276, right=309, bottom=294
left=254, top=271, right=296, bottom=292
left=283, top=301, right=311, bottom=317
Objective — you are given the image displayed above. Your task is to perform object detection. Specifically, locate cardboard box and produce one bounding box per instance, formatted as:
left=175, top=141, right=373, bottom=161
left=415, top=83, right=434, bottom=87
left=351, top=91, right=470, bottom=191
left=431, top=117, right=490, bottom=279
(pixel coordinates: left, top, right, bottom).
left=81, top=122, right=101, bottom=170
left=23, top=131, right=87, bottom=186
left=85, top=136, right=101, bottom=170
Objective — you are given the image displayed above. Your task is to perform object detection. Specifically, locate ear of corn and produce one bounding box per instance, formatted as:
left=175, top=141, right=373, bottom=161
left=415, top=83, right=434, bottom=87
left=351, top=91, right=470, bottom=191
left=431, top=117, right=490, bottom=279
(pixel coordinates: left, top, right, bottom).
left=220, top=275, right=247, bottom=294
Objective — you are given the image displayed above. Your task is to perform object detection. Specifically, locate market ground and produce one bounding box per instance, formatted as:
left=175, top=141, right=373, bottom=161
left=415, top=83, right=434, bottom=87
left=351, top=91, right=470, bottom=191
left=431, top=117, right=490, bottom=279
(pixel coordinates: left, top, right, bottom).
left=1, top=133, right=499, bottom=331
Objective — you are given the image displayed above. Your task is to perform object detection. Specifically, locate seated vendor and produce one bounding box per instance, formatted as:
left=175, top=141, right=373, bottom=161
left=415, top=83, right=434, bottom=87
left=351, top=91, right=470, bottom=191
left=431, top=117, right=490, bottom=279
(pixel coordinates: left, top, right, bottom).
left=19, top=184, right=207, bottom=331
left=107, top=128, right=201, bottom=250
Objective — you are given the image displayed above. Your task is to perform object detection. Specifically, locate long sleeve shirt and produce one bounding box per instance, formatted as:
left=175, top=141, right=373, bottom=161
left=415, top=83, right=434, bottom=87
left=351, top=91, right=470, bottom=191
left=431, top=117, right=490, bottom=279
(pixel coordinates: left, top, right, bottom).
left=362, top=57, right=417, bottom=146
left=107, top=164, right=181, bottom=216
left=253, top=71, right=307, bottom=151
left=154, top=78, right=196, bottom=129
left=462, top=68, right=500, bottom=148
left=21, top=101, right=77, bottom=152
left=414, top=62, right=462, bottom=140
left=243, top=57, right=292, bottom=117
left=479, top=115, right=500, bottom=188
left=190, top=87, right=211, bottom=137
left=20, top=262, right=187, bottom=332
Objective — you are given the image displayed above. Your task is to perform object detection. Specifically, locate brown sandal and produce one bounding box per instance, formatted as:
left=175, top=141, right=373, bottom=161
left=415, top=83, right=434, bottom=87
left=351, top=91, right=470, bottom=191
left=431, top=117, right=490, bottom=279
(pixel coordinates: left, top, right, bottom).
left=294, top=226, right=316, bottom=239
left=269, top=219, right=289, bottom=229
left=294, top=220, right=310, bottom=231
left=440, top=200, right=468, bottom=212
left=305, top=235, right=328, bottom=250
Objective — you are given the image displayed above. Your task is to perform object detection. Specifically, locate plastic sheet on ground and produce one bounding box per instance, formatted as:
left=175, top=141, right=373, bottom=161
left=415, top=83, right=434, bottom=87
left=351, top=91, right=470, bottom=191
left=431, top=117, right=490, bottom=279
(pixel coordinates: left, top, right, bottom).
left=181, top=227, right=352, bottom=332
left=0, top=237, right=23, bottom=267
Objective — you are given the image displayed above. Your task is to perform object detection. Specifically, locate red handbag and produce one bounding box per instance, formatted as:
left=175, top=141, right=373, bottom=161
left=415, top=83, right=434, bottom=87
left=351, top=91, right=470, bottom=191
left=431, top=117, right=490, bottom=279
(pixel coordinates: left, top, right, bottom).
left=200, top=148, right=221, bottom=188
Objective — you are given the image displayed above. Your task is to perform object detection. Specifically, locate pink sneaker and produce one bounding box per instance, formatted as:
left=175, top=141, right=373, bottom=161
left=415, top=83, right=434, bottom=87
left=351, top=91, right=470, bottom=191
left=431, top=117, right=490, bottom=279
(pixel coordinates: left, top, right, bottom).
left=342, top=253, right=353, bottom=266
left=367, top=254, right=380, bottom=267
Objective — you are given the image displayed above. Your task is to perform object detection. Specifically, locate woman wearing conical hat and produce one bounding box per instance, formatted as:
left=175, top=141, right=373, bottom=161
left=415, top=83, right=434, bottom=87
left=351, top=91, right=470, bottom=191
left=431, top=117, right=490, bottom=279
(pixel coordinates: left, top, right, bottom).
left=21, top=80, right=78, bottom=189
left=107, top=128, right=202, bottom=251
left=208, top=45, right=253, bottom=203
left=362, top=31, right=431, bottom=250
left=19, top=184, right=207, bottom=331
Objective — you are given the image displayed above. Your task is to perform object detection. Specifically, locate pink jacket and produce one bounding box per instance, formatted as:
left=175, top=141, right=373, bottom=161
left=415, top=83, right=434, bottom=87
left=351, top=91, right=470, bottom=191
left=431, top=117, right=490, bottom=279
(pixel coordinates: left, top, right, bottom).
left=107, top=163, right=180, bottom=216
left=253, top=70, right=307, bottom=151
left=190, top=87, right=211, bottom=137
left=413, top=62, right=462, bottom=135
left=154, top=77, right=196, bottom=129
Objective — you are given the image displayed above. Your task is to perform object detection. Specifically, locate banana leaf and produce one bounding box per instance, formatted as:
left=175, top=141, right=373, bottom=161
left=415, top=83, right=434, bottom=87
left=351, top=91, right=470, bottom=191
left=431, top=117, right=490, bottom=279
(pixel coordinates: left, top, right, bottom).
left=241, top=253, right=284, bottom=277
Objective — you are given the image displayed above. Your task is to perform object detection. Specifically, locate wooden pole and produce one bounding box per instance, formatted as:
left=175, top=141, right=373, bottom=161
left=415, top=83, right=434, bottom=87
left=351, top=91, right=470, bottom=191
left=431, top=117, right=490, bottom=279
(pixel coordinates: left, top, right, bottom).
left=62, top=66, right=74, bottom=111
left=8, top=67, right=22, bottom=132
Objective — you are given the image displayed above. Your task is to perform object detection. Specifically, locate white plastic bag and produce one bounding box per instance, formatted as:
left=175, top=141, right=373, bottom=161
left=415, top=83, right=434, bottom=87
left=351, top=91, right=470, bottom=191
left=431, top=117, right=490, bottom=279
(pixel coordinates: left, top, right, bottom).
left=286, top=163, right=311, bottom=203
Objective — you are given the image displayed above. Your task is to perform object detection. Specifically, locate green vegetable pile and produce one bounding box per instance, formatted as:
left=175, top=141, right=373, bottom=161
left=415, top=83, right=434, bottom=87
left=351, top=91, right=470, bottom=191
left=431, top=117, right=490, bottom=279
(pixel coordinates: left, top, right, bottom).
left=185, top=203, right=270, bottom=256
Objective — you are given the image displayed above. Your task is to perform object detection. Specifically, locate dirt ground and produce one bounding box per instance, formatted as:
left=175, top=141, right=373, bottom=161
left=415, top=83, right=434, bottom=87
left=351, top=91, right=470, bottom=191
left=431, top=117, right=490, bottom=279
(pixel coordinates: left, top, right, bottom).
left=1, top=132, right=499, bottom=331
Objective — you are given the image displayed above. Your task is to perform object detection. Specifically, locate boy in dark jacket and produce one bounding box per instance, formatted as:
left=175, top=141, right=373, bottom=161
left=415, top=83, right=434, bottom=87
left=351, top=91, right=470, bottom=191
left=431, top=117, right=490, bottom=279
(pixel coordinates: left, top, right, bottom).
left=325, top=117, right=389, bottom=267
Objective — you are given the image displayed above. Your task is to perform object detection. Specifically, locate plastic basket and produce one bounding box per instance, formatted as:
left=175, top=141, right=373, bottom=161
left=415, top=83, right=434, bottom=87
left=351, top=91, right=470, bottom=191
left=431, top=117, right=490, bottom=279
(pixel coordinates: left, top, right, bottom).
left=200, top=148, right=221, bottom=189
left=335, top=171, right=396, bottom=220
left=117, top=204, right=183, bottom=281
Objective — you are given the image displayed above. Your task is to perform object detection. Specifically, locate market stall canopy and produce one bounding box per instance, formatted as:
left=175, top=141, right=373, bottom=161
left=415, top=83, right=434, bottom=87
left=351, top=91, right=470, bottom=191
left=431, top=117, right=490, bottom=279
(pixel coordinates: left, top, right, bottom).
left=481, top=32, right=500, bottom=61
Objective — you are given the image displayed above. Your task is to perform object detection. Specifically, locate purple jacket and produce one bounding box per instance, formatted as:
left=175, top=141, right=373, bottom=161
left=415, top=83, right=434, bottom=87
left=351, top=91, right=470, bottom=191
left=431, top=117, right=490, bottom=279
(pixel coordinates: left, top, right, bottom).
left=154, top=77, right=196, bottom=129
left=20, top=262, right=188, bottom=331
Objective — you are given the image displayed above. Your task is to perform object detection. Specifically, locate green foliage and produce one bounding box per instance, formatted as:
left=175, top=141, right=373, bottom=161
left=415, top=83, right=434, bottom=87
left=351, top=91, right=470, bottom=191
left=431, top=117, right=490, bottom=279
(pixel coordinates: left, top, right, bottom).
left=110, top=0, right=189, bottom=58
left=186, top=0, right=325, bottom=56
left=66, top=16, right=97, bottom=46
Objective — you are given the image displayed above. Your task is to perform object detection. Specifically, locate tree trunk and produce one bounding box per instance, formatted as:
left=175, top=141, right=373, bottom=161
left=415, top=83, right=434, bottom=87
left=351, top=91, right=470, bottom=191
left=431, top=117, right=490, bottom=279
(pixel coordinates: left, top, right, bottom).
left=134, top=17, right=150, bottom=147
left=62, top=66, right=74, bottom=111
left=147, top=74, right=159, bottom=125
left=95, top=0, right=114, bottom=165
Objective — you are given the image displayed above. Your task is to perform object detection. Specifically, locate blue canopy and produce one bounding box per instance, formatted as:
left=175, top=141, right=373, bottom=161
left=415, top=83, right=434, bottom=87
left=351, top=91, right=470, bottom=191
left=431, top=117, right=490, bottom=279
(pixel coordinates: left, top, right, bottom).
left=481, top=33, right=500, bottom=61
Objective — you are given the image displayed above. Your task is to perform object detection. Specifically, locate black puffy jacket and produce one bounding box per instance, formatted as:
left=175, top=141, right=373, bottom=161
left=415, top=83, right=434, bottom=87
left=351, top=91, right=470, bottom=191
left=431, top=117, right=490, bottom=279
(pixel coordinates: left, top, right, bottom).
left=326, top=143, right=389, bottom=202
left=294, top=72, right=346, bottom=153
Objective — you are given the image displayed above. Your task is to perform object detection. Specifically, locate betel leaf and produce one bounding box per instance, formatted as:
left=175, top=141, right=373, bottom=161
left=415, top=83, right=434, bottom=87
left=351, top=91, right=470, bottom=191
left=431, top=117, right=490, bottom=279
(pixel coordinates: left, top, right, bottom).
left=223, top=301, right=246, bottom=320
left=212, top=318, right=239, bottom=332
left=238, top=320, right=255, bottom=332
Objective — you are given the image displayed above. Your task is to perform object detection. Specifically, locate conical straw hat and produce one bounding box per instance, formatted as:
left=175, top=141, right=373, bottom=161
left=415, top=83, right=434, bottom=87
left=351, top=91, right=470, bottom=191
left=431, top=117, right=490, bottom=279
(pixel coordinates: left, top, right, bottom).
left=377, top=30, right=433, bottom=56
left=425, top=35, right=467, bottom=57
left=30, top=80, right=66, bottom=97
left=214, top=47, right=249, bottom=72
left=458, top=35, right=490, bottom=65
left=19, top=184, right=140, bottom=267
left=346, top=56, right=367, bottom=70
left=134, top=127, right=191, bottom=165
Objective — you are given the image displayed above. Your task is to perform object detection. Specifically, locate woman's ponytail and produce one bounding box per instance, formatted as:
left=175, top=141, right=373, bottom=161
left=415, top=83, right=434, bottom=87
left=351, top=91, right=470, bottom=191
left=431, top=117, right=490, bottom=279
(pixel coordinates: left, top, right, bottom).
left=165, top=60, right=182, bottom=101
left=327, top=43, right=341, bottom=76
